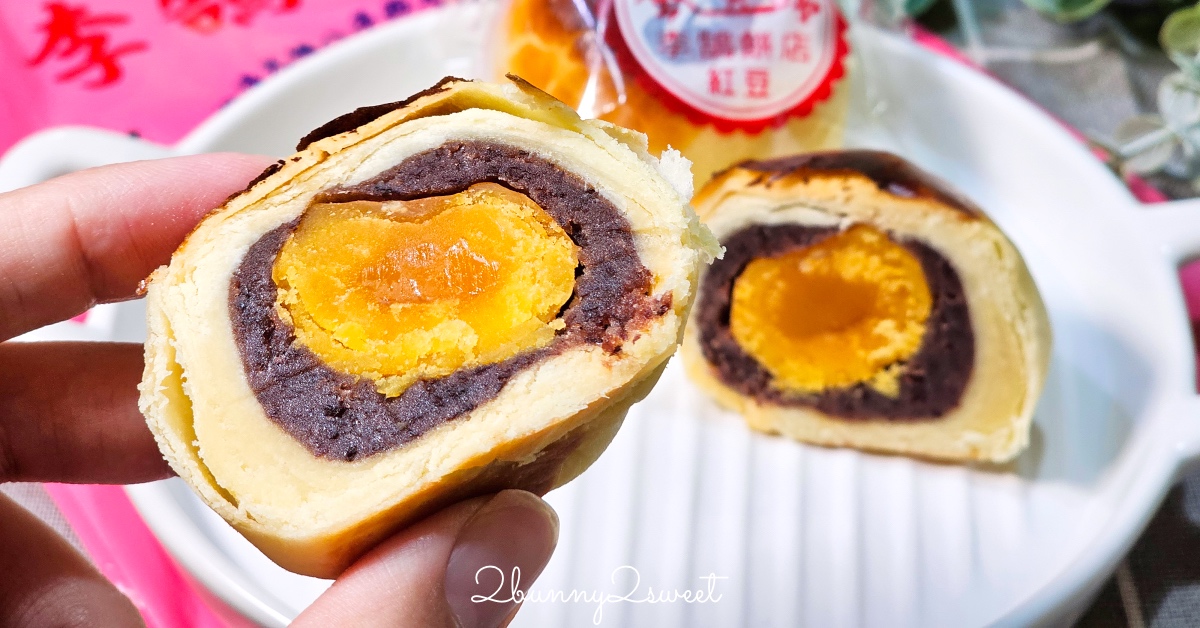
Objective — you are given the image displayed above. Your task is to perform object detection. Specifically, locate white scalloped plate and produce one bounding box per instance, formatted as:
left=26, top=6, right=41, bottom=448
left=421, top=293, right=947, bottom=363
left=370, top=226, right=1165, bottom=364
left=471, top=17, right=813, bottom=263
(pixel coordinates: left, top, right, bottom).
left=5, top=4, right=1200, bottom=626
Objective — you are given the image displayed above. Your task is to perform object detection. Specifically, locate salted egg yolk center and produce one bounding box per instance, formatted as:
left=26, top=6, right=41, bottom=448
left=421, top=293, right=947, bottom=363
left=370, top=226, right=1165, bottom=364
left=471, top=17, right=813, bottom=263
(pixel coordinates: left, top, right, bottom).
left=273, top=183, right=578, bottom=397
left=729, top=225, right=932, bottom=396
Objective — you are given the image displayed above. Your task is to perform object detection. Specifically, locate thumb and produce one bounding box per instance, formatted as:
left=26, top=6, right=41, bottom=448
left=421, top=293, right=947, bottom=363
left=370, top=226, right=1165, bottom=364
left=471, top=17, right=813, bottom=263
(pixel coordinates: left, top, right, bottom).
left=293, top=490, right=559, bottom=628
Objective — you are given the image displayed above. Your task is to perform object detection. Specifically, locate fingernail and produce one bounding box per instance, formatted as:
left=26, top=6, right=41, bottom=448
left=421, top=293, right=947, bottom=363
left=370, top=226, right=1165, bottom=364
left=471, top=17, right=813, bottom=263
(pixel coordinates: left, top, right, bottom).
left=444, top=490, right=559, bottom=628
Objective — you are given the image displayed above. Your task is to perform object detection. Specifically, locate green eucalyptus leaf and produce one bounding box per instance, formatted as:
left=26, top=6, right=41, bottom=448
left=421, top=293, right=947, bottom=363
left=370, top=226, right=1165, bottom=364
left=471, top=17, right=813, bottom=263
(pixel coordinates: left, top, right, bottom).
left=904, top=0, right=939, bottom=16
left=1162, top=3, right=1200, bottom=78
left=1019, top=0, right=1112, bottom=23
left=1115, top=115, right=1175, bottom=174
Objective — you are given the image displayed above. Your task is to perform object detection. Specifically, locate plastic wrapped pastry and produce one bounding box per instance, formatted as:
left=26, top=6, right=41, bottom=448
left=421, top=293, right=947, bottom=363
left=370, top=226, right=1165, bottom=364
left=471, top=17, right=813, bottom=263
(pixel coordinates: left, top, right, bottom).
left=681, top=151, right=1051, bottom=463
left=498, top=0, right=852, bottom=186
left=138, top=76, right=719, bottom=577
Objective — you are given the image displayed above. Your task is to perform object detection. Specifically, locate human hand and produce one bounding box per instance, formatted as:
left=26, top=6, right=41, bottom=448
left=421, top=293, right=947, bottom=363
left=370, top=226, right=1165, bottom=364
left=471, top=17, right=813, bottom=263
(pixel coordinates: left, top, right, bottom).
left=0, top=154, right=559, bottom=628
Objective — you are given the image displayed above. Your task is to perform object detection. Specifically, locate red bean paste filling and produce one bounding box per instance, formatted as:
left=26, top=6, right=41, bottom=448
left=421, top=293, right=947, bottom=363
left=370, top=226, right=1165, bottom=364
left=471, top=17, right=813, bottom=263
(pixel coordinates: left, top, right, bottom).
left=230, top=141, right=664, bottom=461
left=696, top=224, right=974, bottom=419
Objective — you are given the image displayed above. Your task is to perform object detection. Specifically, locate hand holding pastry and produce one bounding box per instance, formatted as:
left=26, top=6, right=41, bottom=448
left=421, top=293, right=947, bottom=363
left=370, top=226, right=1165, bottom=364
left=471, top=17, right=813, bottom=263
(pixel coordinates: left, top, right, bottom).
left=0, top=156, right=556, bottom=628
left=139, top=77, right=717, bottom=577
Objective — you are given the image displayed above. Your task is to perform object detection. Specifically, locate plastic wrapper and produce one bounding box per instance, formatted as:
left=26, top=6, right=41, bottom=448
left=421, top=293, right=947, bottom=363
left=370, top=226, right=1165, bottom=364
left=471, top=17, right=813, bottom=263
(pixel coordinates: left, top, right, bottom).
left=496, top=0, right=854, bottom=184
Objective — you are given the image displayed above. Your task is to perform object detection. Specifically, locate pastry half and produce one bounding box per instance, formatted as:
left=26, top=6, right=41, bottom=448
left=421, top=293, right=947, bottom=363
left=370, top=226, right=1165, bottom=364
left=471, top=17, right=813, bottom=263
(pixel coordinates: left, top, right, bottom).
left=139, top=76, right=719, bottom=577
left=681, top=151, right=1051, bottom=463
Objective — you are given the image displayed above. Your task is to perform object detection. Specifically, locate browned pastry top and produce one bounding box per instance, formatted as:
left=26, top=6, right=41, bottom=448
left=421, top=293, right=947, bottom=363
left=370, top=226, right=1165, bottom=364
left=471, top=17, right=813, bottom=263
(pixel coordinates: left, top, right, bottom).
left=724, top=150, right=982, bottom=219
left=295, top=76, right=465, bottom=151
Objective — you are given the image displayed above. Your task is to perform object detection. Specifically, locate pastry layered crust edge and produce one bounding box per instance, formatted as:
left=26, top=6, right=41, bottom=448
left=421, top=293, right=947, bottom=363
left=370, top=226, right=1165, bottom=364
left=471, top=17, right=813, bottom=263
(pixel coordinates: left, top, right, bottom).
left=681, top=152, right=1052, bottom=464
left=138, top=77, right=718, bottom=578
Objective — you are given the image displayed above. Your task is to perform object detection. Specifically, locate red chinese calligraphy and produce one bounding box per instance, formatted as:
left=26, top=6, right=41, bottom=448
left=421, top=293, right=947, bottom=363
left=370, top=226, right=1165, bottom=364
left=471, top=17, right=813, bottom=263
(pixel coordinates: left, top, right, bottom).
left=782, top=31, right=810, bottom=62
left=698, top=29, right=734, bottom=60
left=28, top=3, right=147, bottom=89
left=651, top=0, right=818, bottom=18
left=746, top=68, right=769, bottom=98
left=650, top=0, right=681, bottom=19
left=161, top=0, right=301, bottom=33
left=795, top=0, right=821, bottom=22
left=739, top=31, right=772, bottom=58
left=659, top=30, right=688, bottom=58
left=709, top=68, right=734, bottom=96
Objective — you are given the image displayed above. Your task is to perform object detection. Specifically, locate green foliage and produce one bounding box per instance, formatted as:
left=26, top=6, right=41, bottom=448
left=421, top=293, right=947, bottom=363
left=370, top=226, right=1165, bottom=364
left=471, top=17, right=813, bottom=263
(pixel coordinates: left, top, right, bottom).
left=1162, top=3, right=1200, bottom=77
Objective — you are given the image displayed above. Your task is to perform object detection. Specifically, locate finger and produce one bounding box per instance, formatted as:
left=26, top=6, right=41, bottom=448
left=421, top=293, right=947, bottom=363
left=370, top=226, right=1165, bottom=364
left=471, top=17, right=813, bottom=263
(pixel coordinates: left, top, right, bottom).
left=0, top=493, right=144, bottom=627
left=0, top=341, right=170, bottom=484
left=294, top=490, right=559, bottom=628
left=0, top=153, right=277, bottom=340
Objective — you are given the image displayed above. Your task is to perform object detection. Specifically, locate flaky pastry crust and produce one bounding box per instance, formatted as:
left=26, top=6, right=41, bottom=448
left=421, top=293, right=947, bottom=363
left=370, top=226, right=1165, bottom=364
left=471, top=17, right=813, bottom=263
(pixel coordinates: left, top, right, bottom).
left=139, top=76, right=718, bottom=577
left=681, top=151, right=1051, bottom=463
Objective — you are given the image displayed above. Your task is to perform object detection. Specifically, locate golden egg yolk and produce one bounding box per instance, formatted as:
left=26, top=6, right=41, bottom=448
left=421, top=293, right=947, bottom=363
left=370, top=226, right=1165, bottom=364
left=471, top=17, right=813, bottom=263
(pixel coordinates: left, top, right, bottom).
left=729, top=225, right=932, bottom=396
left=273, top=183, right=578, bottom=397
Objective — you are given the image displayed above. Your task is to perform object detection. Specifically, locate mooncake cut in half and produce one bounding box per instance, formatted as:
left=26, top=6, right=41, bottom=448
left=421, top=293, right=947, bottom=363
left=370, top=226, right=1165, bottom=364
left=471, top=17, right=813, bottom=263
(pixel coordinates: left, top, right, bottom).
left=681, top=151, right=1051, bottom=463
left=139, top=76, right=719, bottom=578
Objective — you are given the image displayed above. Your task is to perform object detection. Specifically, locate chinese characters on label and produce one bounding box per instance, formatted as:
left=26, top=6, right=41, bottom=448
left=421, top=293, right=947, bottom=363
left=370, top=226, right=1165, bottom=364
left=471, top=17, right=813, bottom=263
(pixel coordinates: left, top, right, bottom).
left=615, top=0, right=843, bottom=124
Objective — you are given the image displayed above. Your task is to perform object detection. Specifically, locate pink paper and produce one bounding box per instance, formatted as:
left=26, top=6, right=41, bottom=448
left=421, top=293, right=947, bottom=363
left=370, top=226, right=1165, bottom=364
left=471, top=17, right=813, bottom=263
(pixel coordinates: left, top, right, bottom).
left=44, top=483, right=251, bottom=627
left=0, top=0, right=442, bottom=154
left=6, top=4, right=448, bottom=624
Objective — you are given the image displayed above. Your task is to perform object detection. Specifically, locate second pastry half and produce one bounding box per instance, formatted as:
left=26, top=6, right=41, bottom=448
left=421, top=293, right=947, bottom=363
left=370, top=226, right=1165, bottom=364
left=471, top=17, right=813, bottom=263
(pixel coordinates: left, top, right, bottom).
left=682, top=151, right=1051, bottom=463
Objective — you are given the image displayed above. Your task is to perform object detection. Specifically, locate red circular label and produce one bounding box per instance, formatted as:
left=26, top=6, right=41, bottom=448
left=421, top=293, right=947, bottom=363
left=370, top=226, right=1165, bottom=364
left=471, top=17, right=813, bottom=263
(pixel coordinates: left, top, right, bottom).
left=608, top=0, right=848, bottom=133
